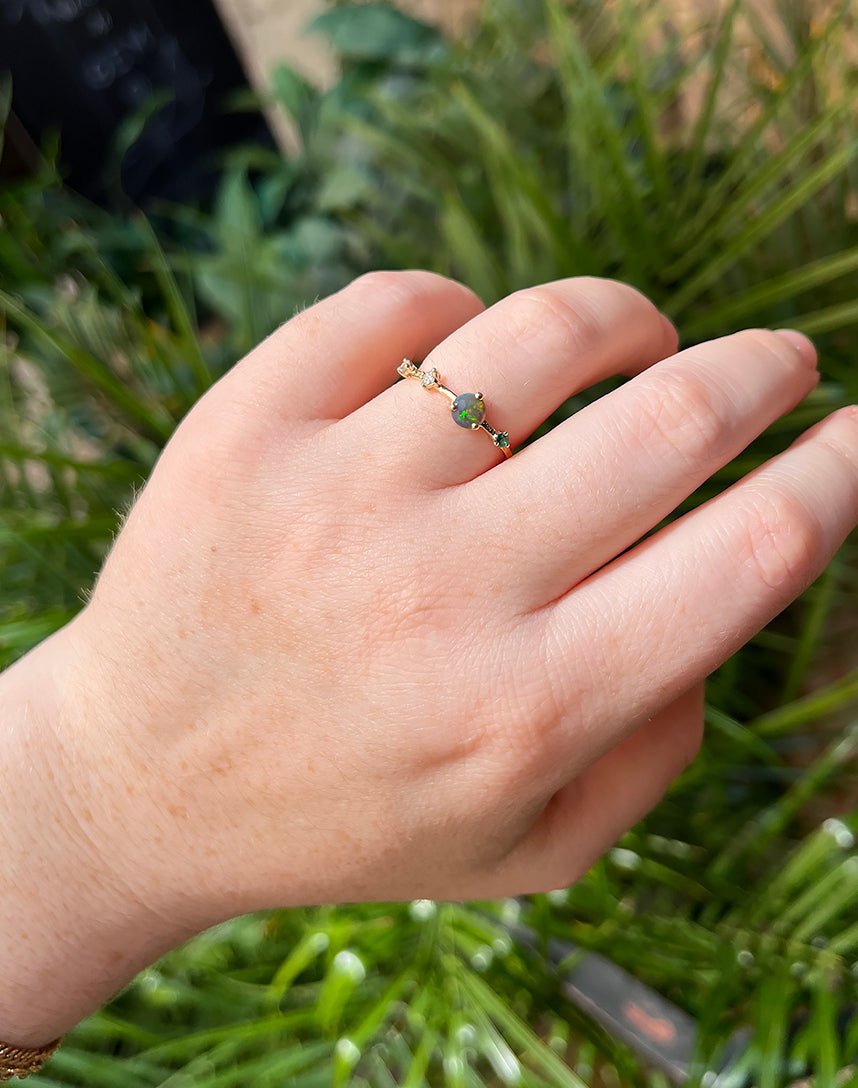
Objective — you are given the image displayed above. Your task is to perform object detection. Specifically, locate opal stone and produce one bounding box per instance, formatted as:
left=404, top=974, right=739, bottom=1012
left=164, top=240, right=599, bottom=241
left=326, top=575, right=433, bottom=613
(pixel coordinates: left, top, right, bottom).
left=452, top=393, right=486, bottom=429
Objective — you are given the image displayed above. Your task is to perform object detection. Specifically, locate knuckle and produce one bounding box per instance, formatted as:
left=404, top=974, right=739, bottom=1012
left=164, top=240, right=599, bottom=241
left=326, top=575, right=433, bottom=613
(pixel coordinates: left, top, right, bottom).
left=350, top=268, right=428, bottom=309
left=483, top=657, right=573, bottom=786
left=634, top=368, right=730, bottom=465
left=348, top=268, right=481, bottom=316
left=733, top=327, right=803, bottom=369
left=739, top=488, right=822, bottom=591
left=167, top=391, right=273, bottom=489
left=487, top=709, right=557, bottom=787
left=578, top=274, right=658, bottom=310
left=819, top=406, right=858, bottom=477
left=811, top=410, right=858, bottom=522
left=503, top=284, right=605, bottom=354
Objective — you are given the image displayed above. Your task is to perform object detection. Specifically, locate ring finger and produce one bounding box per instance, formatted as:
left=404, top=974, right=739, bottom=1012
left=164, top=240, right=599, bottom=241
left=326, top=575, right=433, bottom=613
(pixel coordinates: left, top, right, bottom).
left=350, top=276, right=677, bottom=488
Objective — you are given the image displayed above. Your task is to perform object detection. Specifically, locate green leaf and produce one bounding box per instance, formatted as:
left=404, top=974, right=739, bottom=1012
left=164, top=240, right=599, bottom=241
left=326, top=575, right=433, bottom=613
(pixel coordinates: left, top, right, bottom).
left=271, top=62, right=317, bottom=129
left=316, top=165, right=375, bottom=213
left=308, top=3, right=442, bottom=64
left=215, top=166, right=263, bottom=250
left=753, top=967, right=795, bottom=1088
left=109, top=89, right=174, bottom=192
left=135, top=213, right=212, bottom=393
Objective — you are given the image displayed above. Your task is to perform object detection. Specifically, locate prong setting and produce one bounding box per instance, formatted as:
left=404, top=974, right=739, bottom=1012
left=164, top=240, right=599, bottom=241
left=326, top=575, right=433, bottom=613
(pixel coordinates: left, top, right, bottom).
left=396, top=362, right=511, bottom=458
left=420, top=366, right=441, bottom=389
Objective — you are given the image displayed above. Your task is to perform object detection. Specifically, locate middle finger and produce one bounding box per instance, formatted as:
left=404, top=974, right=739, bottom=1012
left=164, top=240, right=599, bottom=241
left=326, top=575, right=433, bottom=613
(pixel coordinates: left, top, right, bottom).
left=469, top=327, right=819, bottom=609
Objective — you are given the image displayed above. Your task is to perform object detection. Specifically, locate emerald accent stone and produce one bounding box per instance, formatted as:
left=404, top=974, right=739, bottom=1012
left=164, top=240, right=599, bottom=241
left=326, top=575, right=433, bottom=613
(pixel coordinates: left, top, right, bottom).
left=452, top=393, right=485, bottom=429
left=495, top=431, right=510, bottom=449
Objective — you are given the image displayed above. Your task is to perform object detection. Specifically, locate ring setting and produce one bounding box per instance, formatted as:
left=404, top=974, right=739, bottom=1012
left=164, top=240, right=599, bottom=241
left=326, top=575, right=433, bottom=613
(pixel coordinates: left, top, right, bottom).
left=397, top=358, right=512, bottom=457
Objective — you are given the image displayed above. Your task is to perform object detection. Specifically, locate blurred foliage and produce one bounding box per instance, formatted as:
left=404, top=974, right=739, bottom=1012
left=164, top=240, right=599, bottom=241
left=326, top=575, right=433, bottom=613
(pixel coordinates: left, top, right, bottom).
left=2, top=0, right=858, bottom=1085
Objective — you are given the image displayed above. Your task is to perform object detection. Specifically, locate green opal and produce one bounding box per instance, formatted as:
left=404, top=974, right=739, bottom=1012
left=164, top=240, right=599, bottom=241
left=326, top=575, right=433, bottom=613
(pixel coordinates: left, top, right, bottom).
left=452, top=393, right=485, bottom=429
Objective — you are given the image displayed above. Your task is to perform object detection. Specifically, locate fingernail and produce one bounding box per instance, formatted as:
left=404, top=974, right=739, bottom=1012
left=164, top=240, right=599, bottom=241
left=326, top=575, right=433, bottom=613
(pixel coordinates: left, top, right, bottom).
left=773, top=328, right=817, bottom=366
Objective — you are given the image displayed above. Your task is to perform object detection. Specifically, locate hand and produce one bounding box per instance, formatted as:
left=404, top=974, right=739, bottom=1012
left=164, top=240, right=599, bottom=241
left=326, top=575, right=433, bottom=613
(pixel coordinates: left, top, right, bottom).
left=3, top=271, right=857, bottom=1045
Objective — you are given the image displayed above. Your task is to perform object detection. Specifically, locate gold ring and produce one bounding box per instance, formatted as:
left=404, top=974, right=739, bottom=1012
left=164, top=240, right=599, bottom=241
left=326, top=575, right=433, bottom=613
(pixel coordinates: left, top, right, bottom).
left=397, top=358, right=512, bottom=458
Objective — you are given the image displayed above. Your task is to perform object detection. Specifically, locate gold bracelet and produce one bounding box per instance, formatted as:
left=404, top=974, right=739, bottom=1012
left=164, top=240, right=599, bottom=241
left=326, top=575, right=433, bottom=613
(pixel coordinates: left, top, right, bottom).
left=0, top=1037, right=62, bottom=1082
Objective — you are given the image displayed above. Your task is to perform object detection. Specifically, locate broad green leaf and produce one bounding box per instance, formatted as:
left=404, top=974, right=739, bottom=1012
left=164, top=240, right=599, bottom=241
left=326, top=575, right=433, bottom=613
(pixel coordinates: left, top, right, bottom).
left=308, top=3, right=442, bottom=64
left=271, top=63, right=317, bottom=138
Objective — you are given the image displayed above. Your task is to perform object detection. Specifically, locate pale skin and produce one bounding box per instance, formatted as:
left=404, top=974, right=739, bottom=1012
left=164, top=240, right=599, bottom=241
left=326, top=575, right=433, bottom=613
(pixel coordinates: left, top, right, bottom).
left=2, top=271, right=858, bottom=1050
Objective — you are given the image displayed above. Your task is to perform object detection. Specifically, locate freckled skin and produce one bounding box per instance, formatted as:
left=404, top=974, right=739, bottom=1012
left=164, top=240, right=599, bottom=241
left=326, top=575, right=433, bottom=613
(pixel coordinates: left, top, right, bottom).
left=2, top=271, right=857, bottom=1047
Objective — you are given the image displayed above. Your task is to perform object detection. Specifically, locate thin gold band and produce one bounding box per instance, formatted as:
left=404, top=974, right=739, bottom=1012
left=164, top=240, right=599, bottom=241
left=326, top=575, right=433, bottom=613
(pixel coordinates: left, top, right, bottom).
left=397, top=358, right=512, bottom=458
left=0, top=1037, right=62, bottom=1082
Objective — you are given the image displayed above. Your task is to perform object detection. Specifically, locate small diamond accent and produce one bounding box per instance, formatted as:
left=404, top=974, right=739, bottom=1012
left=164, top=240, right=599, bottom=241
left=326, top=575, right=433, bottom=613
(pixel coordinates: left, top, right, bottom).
left=398, top=359, right=415, bottom=378
left=420, top=367, right=440, bottom=388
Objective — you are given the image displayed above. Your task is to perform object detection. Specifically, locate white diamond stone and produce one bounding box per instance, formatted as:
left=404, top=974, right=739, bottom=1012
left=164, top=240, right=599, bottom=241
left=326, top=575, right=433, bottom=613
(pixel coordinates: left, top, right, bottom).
left=421, top=367, right=439, bottom=388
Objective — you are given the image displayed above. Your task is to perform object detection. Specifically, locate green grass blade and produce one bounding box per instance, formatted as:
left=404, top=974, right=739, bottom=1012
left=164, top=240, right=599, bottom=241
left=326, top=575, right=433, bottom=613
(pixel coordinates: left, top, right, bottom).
left=0, top=288, right=174, bottom=441
left=788, top=297, right=858, bottom=337
left=750, top=668, right=858, bottom=736
left=782, top=560, right=841, bottom=703
left=546, top=0, right=656, bottom=270
left=674, top=0, right=742, bottom=219
left=455, top=965, right=589, bottom=1088
left=681, top=244, right=858, bottom=338
left=667, top=97, right=854, bottom=282
left=402, top=1025, right=437, bottom=1088
left=667, top=134, right=858, bottom=316
left=669, top=0, right=853, bottom=245
left=135, top=213, right=212, bottom=393
left=616, top=0, right=674, bottom=205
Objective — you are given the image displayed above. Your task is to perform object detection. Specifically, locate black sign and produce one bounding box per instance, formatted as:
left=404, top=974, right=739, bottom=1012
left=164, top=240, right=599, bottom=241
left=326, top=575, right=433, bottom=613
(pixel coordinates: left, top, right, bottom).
left=0, top=0, right=272, bottom=203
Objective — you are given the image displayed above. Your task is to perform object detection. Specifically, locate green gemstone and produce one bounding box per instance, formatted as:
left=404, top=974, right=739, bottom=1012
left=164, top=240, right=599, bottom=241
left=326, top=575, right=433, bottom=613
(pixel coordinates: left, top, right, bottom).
left=495, top=432, right=510, bottom=449
left=452, top=393, right=485, bottom=429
